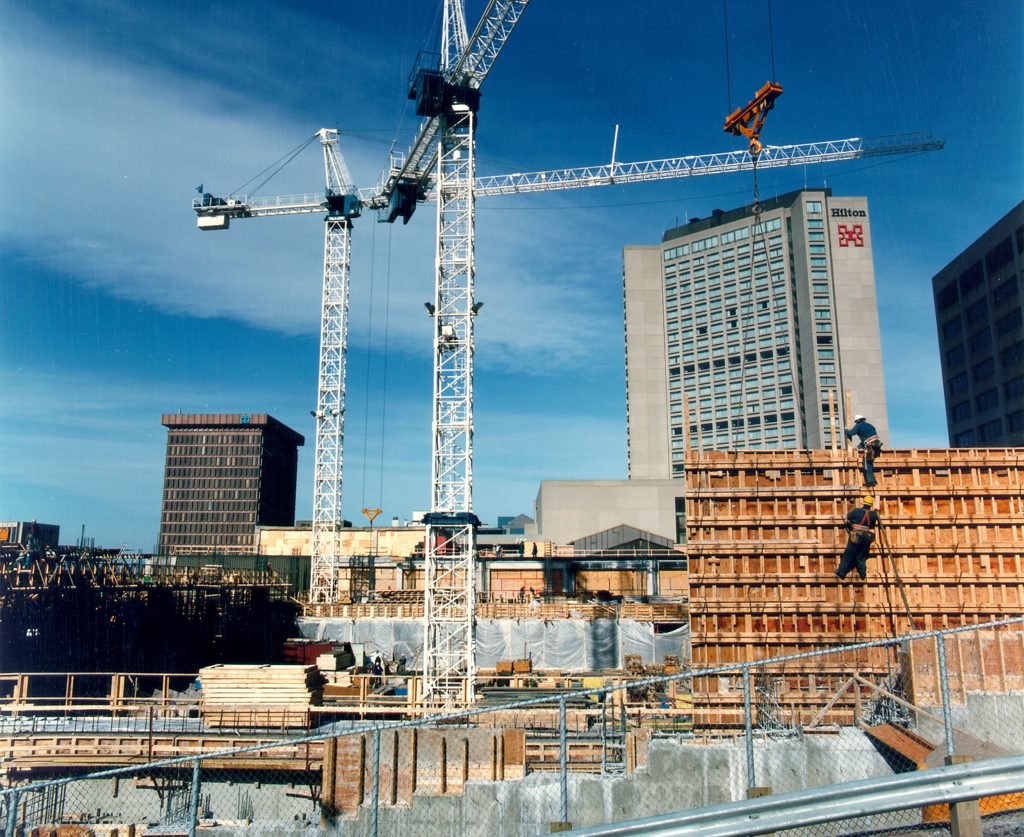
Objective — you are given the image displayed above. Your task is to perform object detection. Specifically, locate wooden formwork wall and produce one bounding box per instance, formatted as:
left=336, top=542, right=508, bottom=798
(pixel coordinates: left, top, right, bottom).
left=489, top=569, right=547, bottom=596
left=322, top=728, right=525, bottom=817
left=576, top=570, right=646, bottom=596
left=683, top=447, right=1024, bottom=727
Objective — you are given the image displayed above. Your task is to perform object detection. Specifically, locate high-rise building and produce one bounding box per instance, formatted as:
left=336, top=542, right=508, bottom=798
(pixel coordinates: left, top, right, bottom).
left=623, top=188, right=888, bottom=478
left=931, top=201, right=1024, bottom=447
left=158, top=413, right=305, bottom=555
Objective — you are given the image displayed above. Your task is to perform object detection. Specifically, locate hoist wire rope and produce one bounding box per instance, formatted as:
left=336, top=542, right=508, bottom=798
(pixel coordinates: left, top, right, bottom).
left=231, top=133, right=318, bottom=197
left=360, top=220, right=379, bottom=508
left=377, top=225, right=394, bottom=508
left=878, top=518, right=917, bottom=631
left=723, top=0, right=733, bottom=113
left=767, top=0, right=778, bottom=81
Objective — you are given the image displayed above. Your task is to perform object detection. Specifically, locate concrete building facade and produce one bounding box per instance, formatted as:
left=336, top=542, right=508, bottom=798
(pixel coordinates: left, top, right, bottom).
left=158, top=413, right=304, bottom=555
left=624, top=188, right=888, bottom=478
left=932, top=200, right=1024, bottom=447
left=531, top=479, right=684, bottom=546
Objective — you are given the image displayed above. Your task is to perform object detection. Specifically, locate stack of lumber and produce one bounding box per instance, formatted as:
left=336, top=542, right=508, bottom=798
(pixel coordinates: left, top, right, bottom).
left=199, top=664, right=323, bottom=728
left=372, top=589, right=424, bottom=604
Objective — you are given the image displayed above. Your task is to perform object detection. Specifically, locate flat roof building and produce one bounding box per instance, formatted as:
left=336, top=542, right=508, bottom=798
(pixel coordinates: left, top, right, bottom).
left=0, top=521, right=60, bottom=549
left=931, top=200, right=1024, bottom=447
left=623, top=188, right=889, bottom=478
left=158, top=413, right=304, bottom=556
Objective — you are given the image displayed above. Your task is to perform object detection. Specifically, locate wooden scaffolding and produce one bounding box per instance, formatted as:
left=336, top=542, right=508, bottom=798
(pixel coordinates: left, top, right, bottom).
left=682, top=446, right=1024, bottom=728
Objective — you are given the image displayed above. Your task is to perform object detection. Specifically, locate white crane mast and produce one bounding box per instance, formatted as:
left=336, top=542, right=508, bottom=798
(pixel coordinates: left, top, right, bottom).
left=421, top=99, right=479, bottom=710
left=310, top=130, right=361, bottom=603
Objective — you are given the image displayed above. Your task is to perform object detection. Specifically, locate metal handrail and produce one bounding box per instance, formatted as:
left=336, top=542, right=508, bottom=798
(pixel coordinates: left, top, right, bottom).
left=562, top=754, right=1024, bottom=836
left=1, top=615, right=1020, bottom=797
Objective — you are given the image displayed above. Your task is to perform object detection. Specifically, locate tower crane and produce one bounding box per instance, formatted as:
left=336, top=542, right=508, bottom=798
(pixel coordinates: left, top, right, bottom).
left=192, top=0, right=943, bottom=709
left=195, top=129, right=361, bottom=604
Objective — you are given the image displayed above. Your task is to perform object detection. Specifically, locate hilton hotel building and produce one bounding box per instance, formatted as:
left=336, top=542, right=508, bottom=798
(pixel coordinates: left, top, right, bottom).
left=624, top=188, right=889, bottom=478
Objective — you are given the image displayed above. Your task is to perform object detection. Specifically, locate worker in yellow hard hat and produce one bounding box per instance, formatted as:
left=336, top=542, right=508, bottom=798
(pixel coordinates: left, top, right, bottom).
left=837, top=495, right=879, bottom=581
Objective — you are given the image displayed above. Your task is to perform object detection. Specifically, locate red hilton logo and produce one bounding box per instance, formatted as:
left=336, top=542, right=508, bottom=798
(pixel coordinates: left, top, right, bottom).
left=837, top=224, right=864, bottom=247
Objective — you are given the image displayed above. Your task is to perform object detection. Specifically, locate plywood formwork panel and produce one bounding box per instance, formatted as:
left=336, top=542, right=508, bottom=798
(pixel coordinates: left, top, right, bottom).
left=489, top=569, right=546, bottom=596
left=576, top=570, right=645, bottom=596
left=907, top=630, right=1024, bottom=706
left=681, top=447, right=1024, bottom=728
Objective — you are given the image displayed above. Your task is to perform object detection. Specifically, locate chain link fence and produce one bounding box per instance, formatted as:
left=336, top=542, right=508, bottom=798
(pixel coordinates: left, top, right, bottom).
left=2, top=617, right=1022, bottom=836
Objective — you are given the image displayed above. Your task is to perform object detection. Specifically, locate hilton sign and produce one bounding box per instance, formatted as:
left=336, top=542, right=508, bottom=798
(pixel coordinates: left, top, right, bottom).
left=832, top=207, right=867, bottom=247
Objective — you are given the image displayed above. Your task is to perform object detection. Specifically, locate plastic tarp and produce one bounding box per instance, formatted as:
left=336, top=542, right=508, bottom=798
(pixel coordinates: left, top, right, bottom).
left=298, top=617, right=689, bottom=671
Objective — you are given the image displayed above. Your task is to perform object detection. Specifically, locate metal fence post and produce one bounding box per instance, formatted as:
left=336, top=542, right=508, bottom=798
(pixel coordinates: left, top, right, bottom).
left=559, top=696, right=568, bottom=825
left=188, top=757, right=201, bottom=837
left=6, top=788, right=20, bottom=837
left=742, top=665, right=755, bottom=788
left=936, top=635, right=956, bottom=758
left=370, top=728, right=381, bottom=837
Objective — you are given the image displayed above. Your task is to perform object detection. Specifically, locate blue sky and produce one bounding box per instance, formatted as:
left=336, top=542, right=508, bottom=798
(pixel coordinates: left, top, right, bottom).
left=1, top=1, right=1021, bottom=549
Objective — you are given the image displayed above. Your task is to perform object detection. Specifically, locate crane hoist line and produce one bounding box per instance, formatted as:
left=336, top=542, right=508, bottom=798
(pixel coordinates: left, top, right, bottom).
left=190, top=0, right=944, bottom=710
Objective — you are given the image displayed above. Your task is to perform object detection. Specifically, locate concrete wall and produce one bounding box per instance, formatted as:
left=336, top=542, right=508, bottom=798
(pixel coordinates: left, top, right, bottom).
left=533, top=478, right=683, bottom=545
left=827, top=195, right=890, bottom=442
left=623, top=246, right=671, bottom=479
left=32, top=719, right=1022, bottom=836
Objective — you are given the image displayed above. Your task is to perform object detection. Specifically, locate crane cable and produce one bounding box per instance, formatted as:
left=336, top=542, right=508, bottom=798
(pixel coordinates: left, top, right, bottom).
left=377, top=225, right=394, bottom=507
left=230, top=133, right=319, bottom=197
left=358, top=221, right=394, bottom=511
left=360, top=221, right=379, bottom=508
left=722, top=0, right=781, bottom=241
left=877, top=517, right=917, bottom=631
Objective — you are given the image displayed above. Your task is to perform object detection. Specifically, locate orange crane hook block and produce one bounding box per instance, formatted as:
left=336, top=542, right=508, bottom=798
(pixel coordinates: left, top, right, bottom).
left=723, top=81, right=783, bottom=156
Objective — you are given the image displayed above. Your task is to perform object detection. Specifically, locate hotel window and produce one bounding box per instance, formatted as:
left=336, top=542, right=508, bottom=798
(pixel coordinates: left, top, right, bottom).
left=808, top=231, right=825, bottom=242
left=806, top=200, right=822, bottom=213
left=807, top=219, right=823, bottom=229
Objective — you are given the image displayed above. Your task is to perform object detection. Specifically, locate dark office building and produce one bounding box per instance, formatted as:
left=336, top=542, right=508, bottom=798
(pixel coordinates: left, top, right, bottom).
left=0, top=521, right=60, bottom=549
left=932, top=201, right=1024, bottom=447
left=159, top=413, right=305, bottom=555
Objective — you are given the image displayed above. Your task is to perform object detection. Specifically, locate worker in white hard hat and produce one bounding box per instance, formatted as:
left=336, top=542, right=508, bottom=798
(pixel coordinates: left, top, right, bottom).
left=844, top=415, right=883, bottom=488
left=837, top=495, right=879, bottom=581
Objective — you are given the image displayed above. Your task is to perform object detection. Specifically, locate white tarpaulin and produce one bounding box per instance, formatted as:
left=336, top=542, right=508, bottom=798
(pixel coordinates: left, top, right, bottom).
left=298, top=617, right=689, bottom=671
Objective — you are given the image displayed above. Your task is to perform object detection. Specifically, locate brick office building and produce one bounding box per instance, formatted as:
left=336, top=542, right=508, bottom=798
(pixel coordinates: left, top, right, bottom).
left=158, top=413, right=304, bottom=555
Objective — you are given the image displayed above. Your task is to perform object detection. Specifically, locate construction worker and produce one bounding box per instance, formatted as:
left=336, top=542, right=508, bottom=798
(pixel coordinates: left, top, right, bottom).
left=837, top=495, right=879, bottom=581
left=844, top=414, right=883, bottom=487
